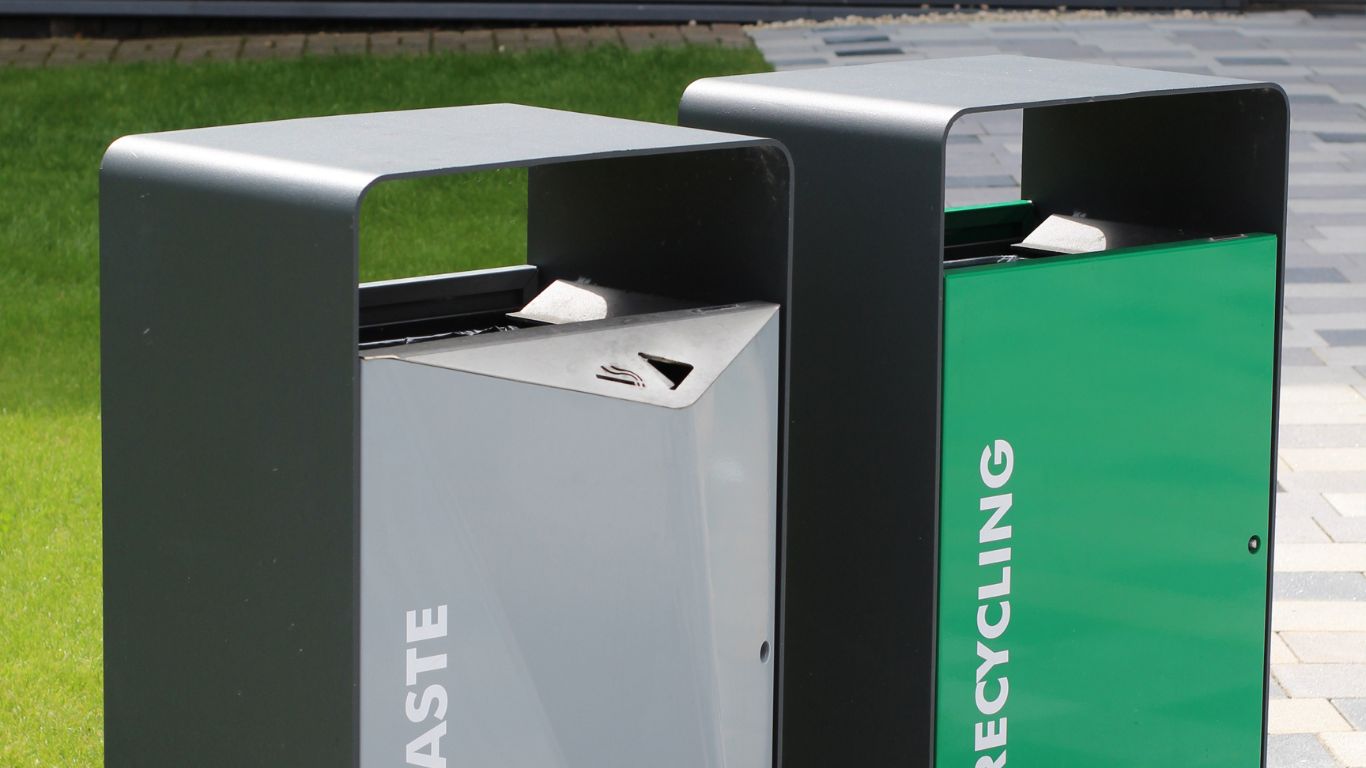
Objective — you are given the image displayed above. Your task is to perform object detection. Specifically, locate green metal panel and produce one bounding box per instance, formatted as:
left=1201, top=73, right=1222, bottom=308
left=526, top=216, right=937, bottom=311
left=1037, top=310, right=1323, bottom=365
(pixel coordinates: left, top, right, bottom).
left=936, top=233, right=1277, bottom=767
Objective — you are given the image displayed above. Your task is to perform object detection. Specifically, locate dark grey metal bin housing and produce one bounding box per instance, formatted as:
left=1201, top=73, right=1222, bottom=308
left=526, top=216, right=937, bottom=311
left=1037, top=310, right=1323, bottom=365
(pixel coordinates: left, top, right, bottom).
left=101, top=104, right=791, bottom=768
left=681, top=55, right=1289, bottom=768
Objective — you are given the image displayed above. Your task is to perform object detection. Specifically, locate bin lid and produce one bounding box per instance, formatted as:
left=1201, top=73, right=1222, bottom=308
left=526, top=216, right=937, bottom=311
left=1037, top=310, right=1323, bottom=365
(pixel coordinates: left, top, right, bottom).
left=362, top=302, right=779, bottom=409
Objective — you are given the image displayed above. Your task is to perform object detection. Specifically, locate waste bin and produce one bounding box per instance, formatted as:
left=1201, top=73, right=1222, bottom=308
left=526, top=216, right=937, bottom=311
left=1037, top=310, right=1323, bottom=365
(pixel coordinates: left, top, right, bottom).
left=101, top=104, right=792, bottom=768
left=681, top=55, right=1288, bottom=768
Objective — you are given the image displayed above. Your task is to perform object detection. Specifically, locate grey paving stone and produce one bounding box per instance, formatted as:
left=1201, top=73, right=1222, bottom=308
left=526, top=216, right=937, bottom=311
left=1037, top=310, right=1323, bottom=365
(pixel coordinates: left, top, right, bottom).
left=1220, top=55, right=1292, bottom=65
left=1169, top=30, right=1252, bottom=41
left=819, top=33, right=889, bottom=44
left=829, top=38, right=905, bottom=51
left=1281, top=516, right=1334, bottom=544
left=890, top=35, right=995, bottom=47
left=1272, top=37, right=1366, bottom=51
left=769, top=57, right=831, bottom=68
left=1289, top=268, right=1350, bottom=284
left=814, top=23, right=878, bottom=33
left=1313, top=76, right=1366, bottom=96
left=1281, top=471, right=1366, bottom=495
left=1276, top=572, right=1366, bottom=601
left=1281, top=425, right=1366, bottom=450
left=1320, top=133, right=1366, bottom=143
left=1287, top=299, right=1366, bottom=315
left=833, top=47, right=905, bottom=58
left=1280, top=366, right=1366, bottom=386
left=946, top=186, right=1021, bottom=207
left=1293, top=187, right=1366, bottom=200
left=1317, top=515, right=1366, bottom=543
left=1266, top=733, right=1339, bottom=767
left=1288, top=635, right=1366, bottom=663
left=1335, top=698, right=1366, bottom=730
left=1278, top=664, right=1366, bottom=698
left=1279, top=492, right=1348, bottom=518
left=1293, top=94, right=1345, bottom=105
left=1109, top=49, right=1195, bottom=60
left=1322, top=330, right=1366, bottom=346
left=1293, top=104, right=1366, bottom=121
left=946, top=175, right=1017, bottom=188
left=1284, top=348, right=1327, bottom=366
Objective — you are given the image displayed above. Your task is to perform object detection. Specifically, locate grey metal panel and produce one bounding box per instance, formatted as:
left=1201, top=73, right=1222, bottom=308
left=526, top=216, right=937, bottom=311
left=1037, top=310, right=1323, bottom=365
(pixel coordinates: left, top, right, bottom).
left=375, top=303, right=779, bottom=409
left=101, top=146, right=363, bottom=768
left=101, top=104, right=790, bottom=768
left=110, top=104, right=764, bottom=184
left=679, top=55, right=1288, bottom=768
left=358, top=309, right=778, bottom=768
left=682, top=55, right=1254, bottom=116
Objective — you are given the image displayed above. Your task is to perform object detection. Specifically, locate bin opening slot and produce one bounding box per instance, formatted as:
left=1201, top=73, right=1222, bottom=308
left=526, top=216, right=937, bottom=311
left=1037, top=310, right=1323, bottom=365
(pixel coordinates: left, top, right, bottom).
left=638, top=352, right=694, bottom=390
left=359, top=264, right=539, bottom=347
left=944, top=199, right=1038, bottom=263
left=944, top=199, right=1234, bottom=270
left=360, top=270, right=715, bottom=350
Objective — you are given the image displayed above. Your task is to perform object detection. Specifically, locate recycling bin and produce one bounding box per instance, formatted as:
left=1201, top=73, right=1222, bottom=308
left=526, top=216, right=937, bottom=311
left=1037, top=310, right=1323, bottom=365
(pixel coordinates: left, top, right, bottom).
left=681, top=55, right=1289, bottom=768
left=100, top=105, right=792, bottom=768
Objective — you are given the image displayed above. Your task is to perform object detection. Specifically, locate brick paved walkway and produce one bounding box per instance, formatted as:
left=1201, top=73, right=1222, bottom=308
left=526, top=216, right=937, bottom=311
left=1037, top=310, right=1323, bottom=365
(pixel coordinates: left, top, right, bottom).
left=0, top=23, right=749, bottom=67
left=751, top=10, right=1366, bottom=767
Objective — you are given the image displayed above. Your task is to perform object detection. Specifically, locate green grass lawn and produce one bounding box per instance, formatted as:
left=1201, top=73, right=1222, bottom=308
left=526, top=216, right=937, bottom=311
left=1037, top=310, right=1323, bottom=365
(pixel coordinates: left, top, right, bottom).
left=0, top=44, right=768, bottom=764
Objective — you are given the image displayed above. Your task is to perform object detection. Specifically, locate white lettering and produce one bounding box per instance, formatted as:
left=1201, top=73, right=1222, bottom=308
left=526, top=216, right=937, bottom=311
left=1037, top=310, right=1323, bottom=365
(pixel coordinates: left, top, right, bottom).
left=979, top=440, right=1014, bottom=489
left=406, top=606, right=448, bottom=643
left=979, top=547, right=1011, bottom=566
left=974, top=441, right=1013, bottom=763
left=405, top=605, right=449, bottom=767
left=976, top=601, right=1010, bottom=640
left=976, top=752, right=1006, bottom=768
left=406, top=647, right=448, bottom=687
left=979, top=494, right=1012, bottom=544
left=977, top=566, right=1011, bottom=601
left=406, top=721, right=447, bottom=768
left=975, top=677, right=1009, bottom=717
left=405, top=684, right=448, bottom=723
left=975, top=718, right=1007, bottom=751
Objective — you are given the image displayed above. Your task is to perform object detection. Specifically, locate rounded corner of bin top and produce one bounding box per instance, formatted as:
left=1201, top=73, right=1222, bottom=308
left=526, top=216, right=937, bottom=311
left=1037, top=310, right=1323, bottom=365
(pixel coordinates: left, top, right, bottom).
left=100, top=133, right=154, bottom=174
left=99, top=135, right=130, bottom=173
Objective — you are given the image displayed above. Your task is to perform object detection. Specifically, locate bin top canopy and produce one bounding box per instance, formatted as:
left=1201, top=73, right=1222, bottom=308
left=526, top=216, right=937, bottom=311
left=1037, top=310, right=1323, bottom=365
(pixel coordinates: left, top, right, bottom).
left=102, top=103, right=774, bottom=190
left=684, top=54, right=1281, bottom=120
